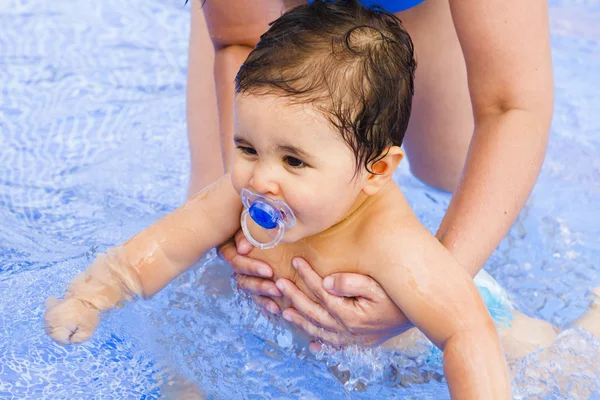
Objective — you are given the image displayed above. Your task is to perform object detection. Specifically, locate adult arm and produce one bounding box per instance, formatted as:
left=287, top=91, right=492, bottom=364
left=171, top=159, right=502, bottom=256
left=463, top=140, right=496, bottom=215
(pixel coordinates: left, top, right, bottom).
left=439, top=0, right=554, bottom=275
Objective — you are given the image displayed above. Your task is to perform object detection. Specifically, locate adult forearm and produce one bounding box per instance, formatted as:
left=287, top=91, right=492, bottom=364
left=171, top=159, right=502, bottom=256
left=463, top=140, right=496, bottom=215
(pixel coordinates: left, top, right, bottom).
left=437, top=109, right=550, bottom=276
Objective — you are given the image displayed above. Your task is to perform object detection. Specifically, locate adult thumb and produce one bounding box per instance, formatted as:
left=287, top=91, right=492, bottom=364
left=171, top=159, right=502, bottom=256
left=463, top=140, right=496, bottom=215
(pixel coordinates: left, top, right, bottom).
left=322, top=273, right=381, bottom=300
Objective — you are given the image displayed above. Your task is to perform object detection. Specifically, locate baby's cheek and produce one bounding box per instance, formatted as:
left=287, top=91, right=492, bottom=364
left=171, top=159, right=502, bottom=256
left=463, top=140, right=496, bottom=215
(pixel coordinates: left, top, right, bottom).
left=302, top=204, right=339, bottom=234
left=287, top=186, right=338, bottom=233
left=230, top=163, right=249, bottom=194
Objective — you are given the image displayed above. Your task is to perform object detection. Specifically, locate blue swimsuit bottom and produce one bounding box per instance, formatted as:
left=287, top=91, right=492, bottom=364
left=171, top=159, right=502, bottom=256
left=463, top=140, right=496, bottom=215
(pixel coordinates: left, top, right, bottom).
left=357, top=0, right=425, bottom=13
left=309, top=0, right=426, bottom=13
left=424, top=270, right=514, bottom=364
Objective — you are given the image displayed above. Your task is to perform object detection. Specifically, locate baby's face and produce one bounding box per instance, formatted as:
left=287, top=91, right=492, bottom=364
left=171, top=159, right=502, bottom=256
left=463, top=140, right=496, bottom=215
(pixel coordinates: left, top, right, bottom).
left=231, top=94, right=368, bottom=243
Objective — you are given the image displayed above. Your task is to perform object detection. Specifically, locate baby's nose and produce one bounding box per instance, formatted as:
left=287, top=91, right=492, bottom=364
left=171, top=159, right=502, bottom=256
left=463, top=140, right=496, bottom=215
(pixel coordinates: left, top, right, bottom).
left=249, top=163, right=280, bottom=197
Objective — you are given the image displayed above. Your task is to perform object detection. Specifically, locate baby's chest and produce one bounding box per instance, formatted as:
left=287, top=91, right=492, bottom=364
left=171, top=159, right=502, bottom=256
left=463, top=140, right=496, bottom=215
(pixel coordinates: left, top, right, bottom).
left=248, top=241, right=363, bottom=296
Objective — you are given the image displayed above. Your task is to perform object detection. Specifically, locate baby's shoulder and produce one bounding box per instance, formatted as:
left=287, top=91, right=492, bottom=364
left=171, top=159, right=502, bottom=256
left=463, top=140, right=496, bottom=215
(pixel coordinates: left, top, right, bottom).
left=360, top=201, right=422, bottom=250
left=362, top=185, right=418, bottom=232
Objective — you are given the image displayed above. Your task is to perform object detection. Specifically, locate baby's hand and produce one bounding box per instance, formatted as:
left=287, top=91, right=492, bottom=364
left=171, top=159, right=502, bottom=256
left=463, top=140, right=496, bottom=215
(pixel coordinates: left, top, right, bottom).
left=43, top=248, right=144, bottom=344
left=44, top=296, right=100, bottom=344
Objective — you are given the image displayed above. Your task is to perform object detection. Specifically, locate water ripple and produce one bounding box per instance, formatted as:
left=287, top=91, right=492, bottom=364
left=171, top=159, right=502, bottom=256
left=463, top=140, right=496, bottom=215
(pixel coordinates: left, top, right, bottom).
left=0, top=0, right=599, bottom=398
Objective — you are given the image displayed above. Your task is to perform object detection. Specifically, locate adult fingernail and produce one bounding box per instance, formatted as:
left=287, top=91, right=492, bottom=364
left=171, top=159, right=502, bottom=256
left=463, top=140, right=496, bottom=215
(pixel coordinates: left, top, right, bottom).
left=268, top=304, right=279, bottom=314
left=275, top=280, right=284, bottom=292
left=258, top=266, right=270, bottom=277
left=309, top=342, right=321, bottom=354
left=323, top=276, right=334, bottom=290
left=282, top=311, right=292, bottom=321
left=292, top=258, right=300, bottom=269
left=268, top=288, right=281, bottom=297
left=239, top=241, right=252, bottom=253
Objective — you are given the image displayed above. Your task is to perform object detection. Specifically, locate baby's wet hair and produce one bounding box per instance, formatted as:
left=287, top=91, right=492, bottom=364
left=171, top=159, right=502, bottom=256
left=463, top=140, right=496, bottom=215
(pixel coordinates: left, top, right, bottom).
left=235, top=0, right=416, bottom=173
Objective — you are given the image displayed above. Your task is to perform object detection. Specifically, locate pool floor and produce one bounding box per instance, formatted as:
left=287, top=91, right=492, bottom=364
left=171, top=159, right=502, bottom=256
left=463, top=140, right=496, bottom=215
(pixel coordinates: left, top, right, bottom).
left=1, top=0, right=599, bottom=398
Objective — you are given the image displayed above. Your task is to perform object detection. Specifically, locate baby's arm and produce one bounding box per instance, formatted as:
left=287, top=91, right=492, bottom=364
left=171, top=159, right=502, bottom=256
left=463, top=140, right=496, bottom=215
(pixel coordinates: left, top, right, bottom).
left=45, top=174, right=243, bottom=344
left=117, top=174, right=242, bottom=297
left=366, top=219, right=511, bottom=399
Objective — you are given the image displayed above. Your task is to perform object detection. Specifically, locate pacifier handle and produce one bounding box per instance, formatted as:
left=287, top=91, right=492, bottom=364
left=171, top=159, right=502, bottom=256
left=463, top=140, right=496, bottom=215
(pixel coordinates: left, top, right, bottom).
left=241, top=209, right=285, bottom=250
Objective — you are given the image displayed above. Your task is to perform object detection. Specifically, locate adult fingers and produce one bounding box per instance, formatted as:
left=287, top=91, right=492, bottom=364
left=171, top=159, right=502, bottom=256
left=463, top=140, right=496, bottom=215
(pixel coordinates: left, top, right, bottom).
left=281, top=308, right=347, bottom=347
left=237, top=274, right=281, bottom=297
left=222, top=248, right=273, bottom=278
left=322, top=272, right=384, bottom=301
left=294, top=262, right=411, bottom=336
left=308, top=341, right=322, bottom=354
left=290, top=258, right=361, bottom=327
left=291, top=258, right=340, bottom=306
left=276, top=278, right=343, bottom=332
left=220, top=231, right=273, bottom=278
left=234, top=230, right=253, bottom=255
left=217, top=236, right=236, bottom=261
left=251, top=294, right=280, bottom=314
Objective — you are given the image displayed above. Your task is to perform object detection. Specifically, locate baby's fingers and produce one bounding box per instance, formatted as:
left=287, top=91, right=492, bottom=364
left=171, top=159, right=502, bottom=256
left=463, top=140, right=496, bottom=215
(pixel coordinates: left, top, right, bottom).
left=44, top=298, right=99, bottom=345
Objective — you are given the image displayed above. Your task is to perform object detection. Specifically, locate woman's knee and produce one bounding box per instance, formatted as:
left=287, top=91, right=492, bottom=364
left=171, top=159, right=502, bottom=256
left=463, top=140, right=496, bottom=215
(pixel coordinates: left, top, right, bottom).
left=395, top=0, right=473, bottom=192
left=202, top=0, right=303, bottom=50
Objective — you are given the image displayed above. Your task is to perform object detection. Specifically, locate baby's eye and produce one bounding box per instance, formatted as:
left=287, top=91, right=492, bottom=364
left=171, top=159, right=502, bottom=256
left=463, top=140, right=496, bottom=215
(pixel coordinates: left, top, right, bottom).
left=283, top=156, right=306, bottom=168
left=238, top=146, right=257, bottom=156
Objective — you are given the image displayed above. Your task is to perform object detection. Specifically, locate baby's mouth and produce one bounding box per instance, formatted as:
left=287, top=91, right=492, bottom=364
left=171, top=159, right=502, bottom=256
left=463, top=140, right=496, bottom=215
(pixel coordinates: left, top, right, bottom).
left=280, top=208, right=290, bottom=223
left=240, top=188, right=296, bottom=249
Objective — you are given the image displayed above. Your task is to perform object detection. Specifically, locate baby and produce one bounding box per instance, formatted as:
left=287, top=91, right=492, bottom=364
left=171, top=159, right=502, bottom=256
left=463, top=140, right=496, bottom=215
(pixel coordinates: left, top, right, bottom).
left=44, top=1, right=600, bottom=398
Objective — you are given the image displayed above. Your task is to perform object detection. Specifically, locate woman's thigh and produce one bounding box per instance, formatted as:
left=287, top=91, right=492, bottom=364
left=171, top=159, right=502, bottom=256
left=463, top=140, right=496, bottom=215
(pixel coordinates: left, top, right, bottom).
left=396, top=0, right=474, bottom=192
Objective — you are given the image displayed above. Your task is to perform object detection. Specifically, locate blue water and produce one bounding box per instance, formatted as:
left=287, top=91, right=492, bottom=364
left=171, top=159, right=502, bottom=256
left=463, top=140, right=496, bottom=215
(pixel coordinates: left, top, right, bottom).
left=1, top=0, right=599, bottom=398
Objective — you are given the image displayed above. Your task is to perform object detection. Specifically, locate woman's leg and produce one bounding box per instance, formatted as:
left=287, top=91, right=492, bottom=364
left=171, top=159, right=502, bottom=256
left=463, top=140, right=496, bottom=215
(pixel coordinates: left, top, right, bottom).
left=186, top=3, right=223, bottom=197
left=395, top=0, right=474, bottom=192
left=573, top=287, right=600, bottom=336
left=186, top=0, right=305, bottom=197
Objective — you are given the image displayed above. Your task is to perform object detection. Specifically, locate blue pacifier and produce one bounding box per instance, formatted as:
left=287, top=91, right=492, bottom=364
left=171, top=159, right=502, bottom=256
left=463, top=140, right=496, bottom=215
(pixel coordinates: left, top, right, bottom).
left=240, top=188, right=296, bottom=249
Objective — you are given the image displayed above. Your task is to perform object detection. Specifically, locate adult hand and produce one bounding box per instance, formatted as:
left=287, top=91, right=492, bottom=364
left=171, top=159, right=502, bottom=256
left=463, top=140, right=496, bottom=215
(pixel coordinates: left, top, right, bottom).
left=218, top=230, right=283, bottom=314
left=219, top=236, right=412, bottom=349
left=275, top=258, right=412, bottom=351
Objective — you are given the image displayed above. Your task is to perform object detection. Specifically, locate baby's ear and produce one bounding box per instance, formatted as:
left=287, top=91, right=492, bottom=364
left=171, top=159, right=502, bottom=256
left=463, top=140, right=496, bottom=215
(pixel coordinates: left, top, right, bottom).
left=362, top=147, right=404, bottom=196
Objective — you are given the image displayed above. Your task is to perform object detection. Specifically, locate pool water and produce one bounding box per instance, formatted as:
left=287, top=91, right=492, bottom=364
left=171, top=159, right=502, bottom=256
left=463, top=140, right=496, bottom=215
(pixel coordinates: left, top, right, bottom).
left=1, top=0, right=599, bottom=398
